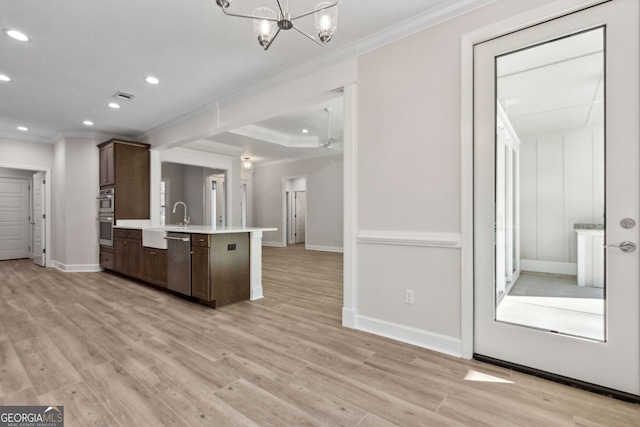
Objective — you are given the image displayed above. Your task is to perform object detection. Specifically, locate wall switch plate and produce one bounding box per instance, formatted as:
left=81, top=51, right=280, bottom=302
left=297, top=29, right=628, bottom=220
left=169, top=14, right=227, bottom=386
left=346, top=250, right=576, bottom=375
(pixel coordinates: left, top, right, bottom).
left=405, top=289, right=415, bottom=305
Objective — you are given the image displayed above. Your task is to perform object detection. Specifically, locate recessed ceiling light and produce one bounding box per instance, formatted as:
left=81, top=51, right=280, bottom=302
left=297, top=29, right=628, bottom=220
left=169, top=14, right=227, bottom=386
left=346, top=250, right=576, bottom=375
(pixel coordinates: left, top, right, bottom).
left=83, top=120, right=94, bottom=126
left=108, top=102, right=120, bottom=109
left=0, top=74, right=10, bottom=82
left=302, top=129, right=309, bottom=134
left=17, top=126, right=28, bottom=131
left=145, top=76, right=160, bottom=85
left=5, top=29, right=29, bottom=42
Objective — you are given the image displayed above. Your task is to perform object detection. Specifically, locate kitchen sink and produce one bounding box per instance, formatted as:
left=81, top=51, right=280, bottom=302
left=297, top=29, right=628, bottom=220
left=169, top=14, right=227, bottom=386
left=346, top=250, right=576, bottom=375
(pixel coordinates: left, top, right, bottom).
left=142, top=228, right=168, bottom=249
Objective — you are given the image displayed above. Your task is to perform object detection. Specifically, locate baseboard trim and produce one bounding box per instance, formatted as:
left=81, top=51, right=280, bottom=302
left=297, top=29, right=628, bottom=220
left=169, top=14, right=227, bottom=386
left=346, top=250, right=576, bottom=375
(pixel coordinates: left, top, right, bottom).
left=262, top=241, right=285, bottom=248
left=305, top=245, right=344, bottom=253
left=520, top=259, right=577, bottom=276
left=342, top=308, right=356, bottom=328
left=51, top=261, right=101, bottom=273
left=355, top=314, right=461, bottom=357
left=357, top=230, right=461, bottom=248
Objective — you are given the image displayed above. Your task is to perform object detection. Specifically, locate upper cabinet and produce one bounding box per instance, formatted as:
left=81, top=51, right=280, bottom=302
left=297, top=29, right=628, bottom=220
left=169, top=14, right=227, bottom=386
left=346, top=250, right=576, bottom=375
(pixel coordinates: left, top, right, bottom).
left=98, top=139, right=151, bottom=219
left=99, top=142, right=115, bottom=186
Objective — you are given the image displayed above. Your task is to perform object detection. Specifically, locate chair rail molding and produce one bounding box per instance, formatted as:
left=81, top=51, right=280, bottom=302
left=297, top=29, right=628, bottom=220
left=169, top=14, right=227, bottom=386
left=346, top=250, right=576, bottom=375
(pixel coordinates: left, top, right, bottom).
left=357, top=230, right=461, bottom=249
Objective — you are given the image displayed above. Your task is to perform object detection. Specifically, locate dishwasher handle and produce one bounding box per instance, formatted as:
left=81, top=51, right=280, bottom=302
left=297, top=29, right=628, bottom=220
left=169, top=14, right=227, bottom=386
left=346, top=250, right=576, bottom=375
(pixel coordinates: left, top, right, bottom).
left=164, top=236, right=190, bottom=242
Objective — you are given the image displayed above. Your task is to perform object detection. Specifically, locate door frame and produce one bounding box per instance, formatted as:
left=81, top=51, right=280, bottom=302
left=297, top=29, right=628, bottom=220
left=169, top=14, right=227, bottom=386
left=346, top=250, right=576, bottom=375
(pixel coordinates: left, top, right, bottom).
left=282, top=175, right=307, bottom=247
left=0, top=164, right=52, bottom=267
left=460, top=0, right=611, bottom=359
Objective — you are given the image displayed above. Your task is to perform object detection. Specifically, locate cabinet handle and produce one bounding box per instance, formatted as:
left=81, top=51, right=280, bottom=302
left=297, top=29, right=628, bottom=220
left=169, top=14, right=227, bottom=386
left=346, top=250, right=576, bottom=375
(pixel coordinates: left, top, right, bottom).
left=150, top=251, right=156, bottom=255
left=164, top=236, right=190, bottom=242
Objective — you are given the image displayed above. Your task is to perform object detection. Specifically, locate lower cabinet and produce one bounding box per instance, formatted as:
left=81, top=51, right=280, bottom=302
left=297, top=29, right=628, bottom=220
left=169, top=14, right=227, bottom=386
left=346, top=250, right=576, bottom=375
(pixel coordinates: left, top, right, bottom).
left=141, top=247, right=168, bottom=288
left=113, top=229, right=142, bottom=278
left=191, top=246, right=211, bottom=300
left=100, top=246, right=114, bottom=270
left=191, top=233, right=250, bottom=307
left=106, top=228, right=250, bottom=308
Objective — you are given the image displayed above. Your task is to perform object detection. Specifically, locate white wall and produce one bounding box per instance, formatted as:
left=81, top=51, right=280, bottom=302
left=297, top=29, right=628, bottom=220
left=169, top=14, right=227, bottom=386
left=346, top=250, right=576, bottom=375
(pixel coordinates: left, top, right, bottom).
left=52, top=136, right=100, bottom=271
left=519, top=129, right=604, bottom=273
left=254, top=155, right=343, bottom=251
left=0, top=168, right=35, bottom=179
left=0, top=137, right=54, bottom=169
left=354, top=0, right=558, bottom=355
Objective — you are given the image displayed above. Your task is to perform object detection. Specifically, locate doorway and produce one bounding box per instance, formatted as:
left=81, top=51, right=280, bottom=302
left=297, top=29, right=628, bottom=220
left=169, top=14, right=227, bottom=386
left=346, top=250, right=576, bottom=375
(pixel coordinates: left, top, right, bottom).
left=206, top=173, right=226, bottom=228
left=473, top=0, right=639, bottom=397
left=284, top=176, right=307, bottom=246
left=0, top=177, right=30, bottom=261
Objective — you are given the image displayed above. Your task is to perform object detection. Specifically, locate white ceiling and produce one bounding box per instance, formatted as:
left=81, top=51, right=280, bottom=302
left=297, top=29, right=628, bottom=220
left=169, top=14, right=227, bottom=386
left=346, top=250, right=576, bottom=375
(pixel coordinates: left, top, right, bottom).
left=0, top=0, right=491, bottom=164
left=497, top=27, right=604, bottom=141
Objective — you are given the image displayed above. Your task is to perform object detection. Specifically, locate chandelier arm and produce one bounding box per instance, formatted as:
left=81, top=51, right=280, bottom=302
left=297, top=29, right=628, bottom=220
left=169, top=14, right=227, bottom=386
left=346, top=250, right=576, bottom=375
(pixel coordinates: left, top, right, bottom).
left=291, top=25, right=324, bottom=47
left=264, top=28, right=282, bottom=50
left=220, top=7, right=278, bottom=21
left=274, top=0, right=286, bottom=17
left=290, top=0, right=341, bottom=21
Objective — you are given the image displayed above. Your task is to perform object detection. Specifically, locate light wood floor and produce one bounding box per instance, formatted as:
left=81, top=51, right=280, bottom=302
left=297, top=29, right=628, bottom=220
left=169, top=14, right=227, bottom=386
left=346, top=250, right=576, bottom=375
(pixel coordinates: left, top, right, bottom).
left=0, top=244, right=638, bottom=426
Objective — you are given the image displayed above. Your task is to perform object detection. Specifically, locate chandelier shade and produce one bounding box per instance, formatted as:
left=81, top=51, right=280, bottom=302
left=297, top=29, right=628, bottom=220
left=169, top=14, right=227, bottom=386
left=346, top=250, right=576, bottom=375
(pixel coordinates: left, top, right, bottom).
left=215, top=0, right=341, bottom=50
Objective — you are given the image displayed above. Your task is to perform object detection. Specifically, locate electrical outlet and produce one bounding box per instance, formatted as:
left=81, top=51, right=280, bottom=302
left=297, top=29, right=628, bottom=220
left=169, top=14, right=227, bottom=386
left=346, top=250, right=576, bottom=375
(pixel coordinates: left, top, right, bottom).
left=405, top=289, right=415, bottom=305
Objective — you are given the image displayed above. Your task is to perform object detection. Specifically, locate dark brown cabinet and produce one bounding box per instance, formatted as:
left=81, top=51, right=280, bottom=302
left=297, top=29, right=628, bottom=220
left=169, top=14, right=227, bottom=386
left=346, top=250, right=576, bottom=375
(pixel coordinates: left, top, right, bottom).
left=190, top=233, right=250, bottom=307
left=99, top=142, right=115, bottom=186
left=191, top=245, right=211, bottom=300
left=141, top=247, right=168, bottom=288
left=113, top=228, right=142, bottom=277
left=100, top=246, right=114, bottom=270
left=97, top=139, right=150, bottom=220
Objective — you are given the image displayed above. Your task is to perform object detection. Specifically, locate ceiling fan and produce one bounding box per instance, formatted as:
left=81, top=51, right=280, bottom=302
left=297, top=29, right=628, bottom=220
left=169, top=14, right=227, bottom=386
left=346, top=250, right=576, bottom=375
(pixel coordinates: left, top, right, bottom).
left=320, top=108, right=342, bottom=149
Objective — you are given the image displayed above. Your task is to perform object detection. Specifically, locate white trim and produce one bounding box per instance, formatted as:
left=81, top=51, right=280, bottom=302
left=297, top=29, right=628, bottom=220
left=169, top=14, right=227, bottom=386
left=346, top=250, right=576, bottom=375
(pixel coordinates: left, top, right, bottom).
left=305, top=245, right=344, bottom=253
left=520, top=260, right=577, bottom=276
left=262, top=241, right=285, bottom=248
left=460, top=0, right=610, bottom=359
left=357, top=230, right=461, bottom=249
left=355, top=314, right=462, bottom=358
left=51, top=261, right=101, bottom=273
left=342, top=83, right=358, bottom=330
left=342, top=308, right=356, bottom=329
left=249, top=230, right=265, bottom=301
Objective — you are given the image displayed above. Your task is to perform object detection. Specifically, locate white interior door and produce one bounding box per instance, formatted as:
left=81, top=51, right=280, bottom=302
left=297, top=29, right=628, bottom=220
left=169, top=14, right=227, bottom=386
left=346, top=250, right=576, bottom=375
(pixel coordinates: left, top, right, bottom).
left=0, top=177, right=30, bottom=261
left=474, top=0, right=639, bottom=396
left=206, top=174, right=226, bottom=228
left=294, top=191, right=306, bottom=244
left=32, top=172, right=45, bottom=266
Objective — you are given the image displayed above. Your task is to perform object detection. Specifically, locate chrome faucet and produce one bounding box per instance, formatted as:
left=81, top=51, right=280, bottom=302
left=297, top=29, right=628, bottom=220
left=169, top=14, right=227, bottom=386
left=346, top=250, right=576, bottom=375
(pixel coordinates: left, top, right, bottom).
left=172, top=201, right=190, bottom=227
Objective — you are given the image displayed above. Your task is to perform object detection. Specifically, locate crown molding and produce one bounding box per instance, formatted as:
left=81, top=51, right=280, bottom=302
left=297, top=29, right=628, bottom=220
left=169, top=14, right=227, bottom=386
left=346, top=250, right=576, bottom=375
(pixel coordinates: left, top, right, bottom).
left=143, top=0, right=494, bottom=141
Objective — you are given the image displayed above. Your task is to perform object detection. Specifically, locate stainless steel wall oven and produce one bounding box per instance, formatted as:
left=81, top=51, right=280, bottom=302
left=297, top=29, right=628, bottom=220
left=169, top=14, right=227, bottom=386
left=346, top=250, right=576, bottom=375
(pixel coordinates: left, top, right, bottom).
left=97, top=188, right=115, bottom=246
left=98, top=188, right=114, bottom=215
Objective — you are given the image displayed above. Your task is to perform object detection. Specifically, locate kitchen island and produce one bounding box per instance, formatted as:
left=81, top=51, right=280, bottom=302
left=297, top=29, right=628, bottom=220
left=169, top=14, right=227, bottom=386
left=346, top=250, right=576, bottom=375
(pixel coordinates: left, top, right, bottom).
left=101, top=225, right=276, bottom=307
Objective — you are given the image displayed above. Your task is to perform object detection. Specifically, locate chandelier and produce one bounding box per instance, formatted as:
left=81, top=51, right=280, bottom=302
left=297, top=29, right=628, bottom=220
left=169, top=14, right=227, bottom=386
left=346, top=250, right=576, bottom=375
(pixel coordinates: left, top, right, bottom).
left=215, top=0, right=341, bottom=50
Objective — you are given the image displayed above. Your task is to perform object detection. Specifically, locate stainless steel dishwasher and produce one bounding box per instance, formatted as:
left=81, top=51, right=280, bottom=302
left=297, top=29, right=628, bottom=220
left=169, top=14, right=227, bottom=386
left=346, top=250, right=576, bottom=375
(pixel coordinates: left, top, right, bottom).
left=165, top=232, right=191, bottom=296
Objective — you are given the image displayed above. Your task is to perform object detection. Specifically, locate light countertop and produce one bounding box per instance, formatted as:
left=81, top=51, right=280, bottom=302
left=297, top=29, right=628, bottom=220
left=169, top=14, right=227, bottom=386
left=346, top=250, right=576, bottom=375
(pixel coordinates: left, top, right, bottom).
left=114, top=224, right=277, bottom=234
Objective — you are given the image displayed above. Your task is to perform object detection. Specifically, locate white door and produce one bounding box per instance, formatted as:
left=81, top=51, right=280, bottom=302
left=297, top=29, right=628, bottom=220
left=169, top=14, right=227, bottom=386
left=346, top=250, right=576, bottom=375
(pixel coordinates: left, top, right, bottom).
left=474, top=0, right=639, bottom=396
left=206, top=174, right=226, bottom=228
left=0, top=177, right=30, bottom=260
left=32, top=172, right=45, bottom=266
left=294, top=191, right=306, bottom=244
